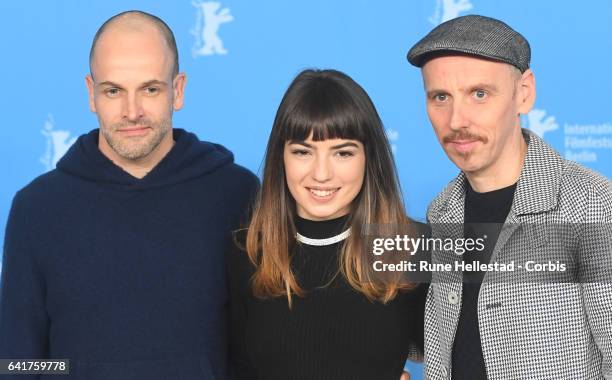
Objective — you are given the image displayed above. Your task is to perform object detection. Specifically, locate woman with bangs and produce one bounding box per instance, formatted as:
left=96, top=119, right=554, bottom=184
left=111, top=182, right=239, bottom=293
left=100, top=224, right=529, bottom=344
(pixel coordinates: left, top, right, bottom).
left=227, top=69, right=427, bottom=380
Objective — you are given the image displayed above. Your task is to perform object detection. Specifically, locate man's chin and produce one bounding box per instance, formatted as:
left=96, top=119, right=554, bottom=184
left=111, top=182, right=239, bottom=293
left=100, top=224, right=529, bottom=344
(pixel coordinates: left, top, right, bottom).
left=102, top=126, right=170, bottom=162
left=111, top=142, right=156, bottom=161
left=449, top=155, right=483, bottom=173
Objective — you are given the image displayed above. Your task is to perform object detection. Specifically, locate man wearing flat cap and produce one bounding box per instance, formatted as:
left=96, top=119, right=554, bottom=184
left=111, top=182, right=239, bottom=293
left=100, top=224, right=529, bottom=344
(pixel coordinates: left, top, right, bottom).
left=407, top=15, right=612, bottom=379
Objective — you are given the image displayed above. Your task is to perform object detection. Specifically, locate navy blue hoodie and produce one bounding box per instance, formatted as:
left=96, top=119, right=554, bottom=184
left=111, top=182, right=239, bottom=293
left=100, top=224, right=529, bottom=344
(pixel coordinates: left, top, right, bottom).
left=0, top=128, right=258, bottom=379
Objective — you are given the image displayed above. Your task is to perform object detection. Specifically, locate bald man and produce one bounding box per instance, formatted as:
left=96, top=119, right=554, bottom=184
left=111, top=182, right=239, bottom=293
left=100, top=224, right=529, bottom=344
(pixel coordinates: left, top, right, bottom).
left=0, top=11, right=258, bottom=379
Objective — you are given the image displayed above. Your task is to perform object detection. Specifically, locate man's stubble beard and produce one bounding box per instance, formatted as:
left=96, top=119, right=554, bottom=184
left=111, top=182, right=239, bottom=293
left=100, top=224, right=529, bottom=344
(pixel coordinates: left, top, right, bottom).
left=100, top=117, right=172, bottom=161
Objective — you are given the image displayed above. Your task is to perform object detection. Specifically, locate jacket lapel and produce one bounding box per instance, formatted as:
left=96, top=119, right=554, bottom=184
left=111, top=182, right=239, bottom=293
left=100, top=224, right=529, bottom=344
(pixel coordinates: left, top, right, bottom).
left=488, top=129, right=563, bottom=265
left=429, top=173, right=467, bottom=364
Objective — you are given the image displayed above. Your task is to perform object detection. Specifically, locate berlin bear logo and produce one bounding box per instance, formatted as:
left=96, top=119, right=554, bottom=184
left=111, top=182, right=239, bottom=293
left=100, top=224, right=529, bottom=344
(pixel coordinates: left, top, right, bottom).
left=191, top=1, right=234, bottom=57
left=40, top=114, right=77, bottom=171
left=429, top=0, right=473, bottom=25
left=526, top=109, right=559, bottom=139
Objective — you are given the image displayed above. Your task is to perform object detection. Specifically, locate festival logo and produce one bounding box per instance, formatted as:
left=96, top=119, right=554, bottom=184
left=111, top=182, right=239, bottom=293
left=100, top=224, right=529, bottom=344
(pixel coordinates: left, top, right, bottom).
left=429, top=0, right=473, bottom=25
left=191, top=1, right=234, bottom=57
left=525, top=108, right=612, bottom=165
left=563, top=122, right=612, bottom=164
left=40, top=114, right=77, bottom=171
left=526, top=108, right=559, bottom=139
left=386, top=128, right=399, bottom=154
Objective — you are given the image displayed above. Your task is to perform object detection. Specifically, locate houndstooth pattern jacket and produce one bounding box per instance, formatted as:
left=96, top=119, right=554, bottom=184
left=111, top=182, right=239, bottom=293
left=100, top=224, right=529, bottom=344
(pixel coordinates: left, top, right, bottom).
left=424, top=129, right=612, bottom=379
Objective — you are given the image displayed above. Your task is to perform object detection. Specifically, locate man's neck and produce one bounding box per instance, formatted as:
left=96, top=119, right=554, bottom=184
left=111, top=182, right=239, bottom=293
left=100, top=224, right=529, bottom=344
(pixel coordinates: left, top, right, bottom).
left=465, top=132, right=528, bottom=193
left=117, top=144, right=173, bottom=178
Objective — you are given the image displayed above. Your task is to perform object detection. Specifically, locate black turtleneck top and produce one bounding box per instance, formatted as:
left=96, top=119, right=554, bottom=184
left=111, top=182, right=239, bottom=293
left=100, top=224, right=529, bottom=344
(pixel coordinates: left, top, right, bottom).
left=226, top=215, right=428, bottom=380
left=451, top=181, right=517, bottom=379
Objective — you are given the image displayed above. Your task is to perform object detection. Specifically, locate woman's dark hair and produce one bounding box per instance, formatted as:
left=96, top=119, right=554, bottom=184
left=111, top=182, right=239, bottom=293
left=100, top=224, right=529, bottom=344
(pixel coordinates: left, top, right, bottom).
left=246, top=69, right=414, bottom=306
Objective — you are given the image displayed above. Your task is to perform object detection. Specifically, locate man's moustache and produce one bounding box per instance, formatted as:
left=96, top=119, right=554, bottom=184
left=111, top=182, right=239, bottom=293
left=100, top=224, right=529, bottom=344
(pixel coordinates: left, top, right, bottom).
left=442, top=131, right=486, bottom=144
left=112, top=120, right=153, bottom=130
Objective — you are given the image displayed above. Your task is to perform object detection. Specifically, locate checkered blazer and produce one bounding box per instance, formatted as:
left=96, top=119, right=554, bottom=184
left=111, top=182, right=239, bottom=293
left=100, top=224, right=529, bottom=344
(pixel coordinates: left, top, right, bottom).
left=424, top=129, right=612, bottom=379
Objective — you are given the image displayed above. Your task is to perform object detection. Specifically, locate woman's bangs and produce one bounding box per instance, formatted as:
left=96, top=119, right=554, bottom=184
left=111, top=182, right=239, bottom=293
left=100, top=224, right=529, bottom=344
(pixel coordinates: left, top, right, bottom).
left=281, top=98, right=367, bottom=143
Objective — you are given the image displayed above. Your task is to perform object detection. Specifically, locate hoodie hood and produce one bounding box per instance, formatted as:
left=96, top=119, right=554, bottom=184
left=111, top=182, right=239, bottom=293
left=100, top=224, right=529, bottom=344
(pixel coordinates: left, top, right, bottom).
left=57, top=128, right=234, bottom=189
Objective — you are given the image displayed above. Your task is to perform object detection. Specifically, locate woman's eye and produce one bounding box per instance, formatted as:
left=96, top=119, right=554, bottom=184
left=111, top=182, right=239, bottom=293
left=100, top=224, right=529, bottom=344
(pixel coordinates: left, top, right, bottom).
left=291, top=149, right=310, bottom=156
left=336, top=150, right=354, bottom=158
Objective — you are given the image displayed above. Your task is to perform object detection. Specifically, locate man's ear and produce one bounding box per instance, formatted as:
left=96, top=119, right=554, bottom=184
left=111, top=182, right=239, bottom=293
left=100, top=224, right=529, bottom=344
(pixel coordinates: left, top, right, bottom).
left=517, top=69, right=536, bottom=115
left=172, top=73, right=187, bottom=111
left=85, top=74, right=96, bottom=113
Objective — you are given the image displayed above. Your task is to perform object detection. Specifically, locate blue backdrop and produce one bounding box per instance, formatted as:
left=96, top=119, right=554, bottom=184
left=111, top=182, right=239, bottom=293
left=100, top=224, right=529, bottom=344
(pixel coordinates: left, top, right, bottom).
left=1, top=1, right=611, bottom=378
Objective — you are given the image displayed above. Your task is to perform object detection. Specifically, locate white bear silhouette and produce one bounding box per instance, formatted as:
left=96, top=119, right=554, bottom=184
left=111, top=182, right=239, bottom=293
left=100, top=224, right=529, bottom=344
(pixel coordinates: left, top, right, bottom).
left=40, top=115, right=77, bottom=171
left=527, top=109, right=559, bottom=138
left=429, top=0, right=473, bottom=25
left=192, top=1, right=234, bottom=56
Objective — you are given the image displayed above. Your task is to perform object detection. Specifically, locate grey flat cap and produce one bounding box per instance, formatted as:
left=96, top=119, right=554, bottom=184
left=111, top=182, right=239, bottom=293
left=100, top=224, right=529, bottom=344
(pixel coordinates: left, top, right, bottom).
left=407, top=15, right=530, bottom=72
